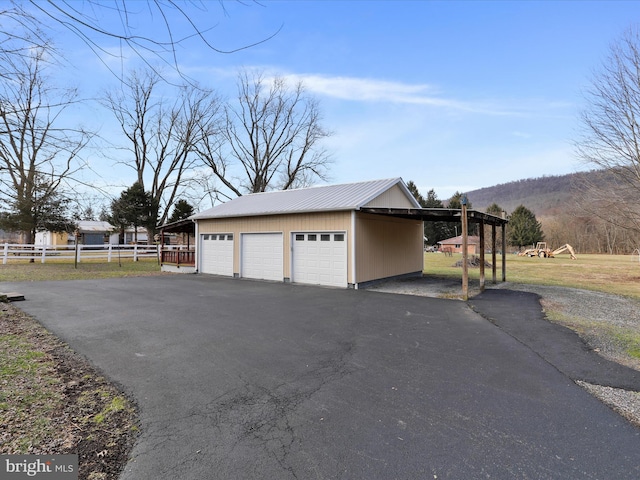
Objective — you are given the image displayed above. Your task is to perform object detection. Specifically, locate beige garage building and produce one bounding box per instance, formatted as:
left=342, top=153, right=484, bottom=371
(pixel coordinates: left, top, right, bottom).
left=191, top=178, right=424, bottom=288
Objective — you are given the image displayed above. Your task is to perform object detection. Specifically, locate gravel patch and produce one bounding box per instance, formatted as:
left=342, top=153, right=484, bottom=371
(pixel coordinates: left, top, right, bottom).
left=367, top=276, right=640, bottom=429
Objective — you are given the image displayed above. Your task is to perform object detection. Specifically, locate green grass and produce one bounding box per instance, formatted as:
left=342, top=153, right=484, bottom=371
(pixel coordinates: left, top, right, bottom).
left=93, top=396, right=128, bottom=425
left=0, top=324, right=64, bottom=452
left=424, top=252, right=640, bottom=300
left=0, top=258, right=162, bottom=282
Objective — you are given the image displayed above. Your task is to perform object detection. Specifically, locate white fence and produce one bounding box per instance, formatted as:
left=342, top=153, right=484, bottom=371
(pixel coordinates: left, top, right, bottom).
left=2, top=243, right=160, bottom=264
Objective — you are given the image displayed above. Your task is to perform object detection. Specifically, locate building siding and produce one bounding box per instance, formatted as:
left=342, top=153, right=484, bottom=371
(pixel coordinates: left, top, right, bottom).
left=355, top=213, right=423, bottom=284
left=197, top=211, right=352, bottom=281
left=364, top=184, right=416, bottom=208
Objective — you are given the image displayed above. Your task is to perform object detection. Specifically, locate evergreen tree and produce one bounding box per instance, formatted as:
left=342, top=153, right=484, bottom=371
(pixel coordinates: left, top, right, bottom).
left=424, top=189, right=450, bottom=244
left=442, top=191, right=473, bottom=238
left=508, top=205, right=544, bottom=249
left=447, top=191, right=472, bottom=210
left=168, top=200, right=195, bottom=224
left=108, top=183, right=156, bottom=244
left=406, top=180, right=426, bottom=207
left=0, top=175, right=74, bottom=244
left=485, top=203, right=505, bottom=252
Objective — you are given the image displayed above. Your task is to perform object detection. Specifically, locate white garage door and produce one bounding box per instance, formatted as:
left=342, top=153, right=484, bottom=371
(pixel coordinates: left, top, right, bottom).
left=292, top=232, right=347, bottom=287
left=200, top=234, right=234, bottom=276
left=241, top=233, right=283, bottom=281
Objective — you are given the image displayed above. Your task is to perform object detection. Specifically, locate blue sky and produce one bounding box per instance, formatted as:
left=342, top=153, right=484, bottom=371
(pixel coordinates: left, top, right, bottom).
left=46, top=0, right=640, bottom=205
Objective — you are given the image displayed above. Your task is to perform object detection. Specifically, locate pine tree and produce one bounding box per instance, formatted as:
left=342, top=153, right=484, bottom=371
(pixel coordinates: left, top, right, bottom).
left=108, top=183, right=155, bottom=244
left=508, top=205, right=544, bottom=249
left=168, top=200, right=195, bottom=223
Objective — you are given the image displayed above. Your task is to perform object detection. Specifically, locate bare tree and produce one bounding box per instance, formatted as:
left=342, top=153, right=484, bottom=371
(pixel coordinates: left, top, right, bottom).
left=198, top=70, right=332, bottom=198
left=0, top=45, right=91, bottom=243
left=24, top=0, right=279, bottom=83
left=575, top=27, right=640, bottom=236
left=0, top=4, right=52, bottom=69
left=102, top=68, right=222, bottom=234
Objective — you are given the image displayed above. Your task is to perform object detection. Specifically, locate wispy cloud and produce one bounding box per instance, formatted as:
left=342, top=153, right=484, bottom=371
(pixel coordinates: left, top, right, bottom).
left=284, top=74, right=518, bottom=116
left=512, top=131, right=533, bottom=139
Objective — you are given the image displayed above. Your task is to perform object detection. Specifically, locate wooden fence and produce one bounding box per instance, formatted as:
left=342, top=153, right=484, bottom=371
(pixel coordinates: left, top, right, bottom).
left=2, top=243, right=160, bottom=265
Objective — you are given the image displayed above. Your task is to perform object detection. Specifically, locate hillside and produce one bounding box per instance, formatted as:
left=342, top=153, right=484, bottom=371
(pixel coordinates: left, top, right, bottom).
left=466, top=171, right=601, bottom=215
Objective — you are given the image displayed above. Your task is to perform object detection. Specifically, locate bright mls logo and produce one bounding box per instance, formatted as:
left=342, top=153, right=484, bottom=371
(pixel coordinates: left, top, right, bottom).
left=1, top=455, right=78, bottom=479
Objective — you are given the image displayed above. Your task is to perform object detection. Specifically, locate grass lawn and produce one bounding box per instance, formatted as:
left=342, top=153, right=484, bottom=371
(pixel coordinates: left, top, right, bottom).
left=424, top=252, right=640, bottom=300
left=0, top=258, right=162, bottom=282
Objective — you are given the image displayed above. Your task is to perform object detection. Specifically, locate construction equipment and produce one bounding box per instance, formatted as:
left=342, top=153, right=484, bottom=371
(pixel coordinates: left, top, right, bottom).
left=520, top=242, right=577, bottom=260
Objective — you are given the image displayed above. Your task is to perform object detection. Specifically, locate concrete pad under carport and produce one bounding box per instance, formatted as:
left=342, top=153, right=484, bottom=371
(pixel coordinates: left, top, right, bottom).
left=3, top=275, right=639, bottom=479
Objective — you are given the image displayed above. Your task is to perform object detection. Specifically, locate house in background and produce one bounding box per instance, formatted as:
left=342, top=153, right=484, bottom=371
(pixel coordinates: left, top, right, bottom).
left=437, top=235, right=481, bottom=255
left=0, top=229, right=22, bottom=243
left=191, top=178, right=425, bottom=289
left=35, top=221, right=149, bottom=246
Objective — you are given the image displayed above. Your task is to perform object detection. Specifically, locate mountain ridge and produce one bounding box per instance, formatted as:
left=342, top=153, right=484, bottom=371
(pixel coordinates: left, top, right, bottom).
left=465, top=171, right=600, bottom=216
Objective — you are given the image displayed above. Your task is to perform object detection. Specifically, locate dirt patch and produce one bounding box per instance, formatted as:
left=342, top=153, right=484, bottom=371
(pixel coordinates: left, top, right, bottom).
left=452, top=255, right=493, bottom=268
left=0, top=302, right=138, bottom=480
left=366, top=275, right=483, bottom=299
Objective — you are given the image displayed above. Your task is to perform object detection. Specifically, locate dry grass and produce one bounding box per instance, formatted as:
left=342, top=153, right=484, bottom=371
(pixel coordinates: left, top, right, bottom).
left=424, top=252, right=640, bottom=300
left=0, top=303, right=138, bottom=480
left=0, top=259, right=163, bottom=282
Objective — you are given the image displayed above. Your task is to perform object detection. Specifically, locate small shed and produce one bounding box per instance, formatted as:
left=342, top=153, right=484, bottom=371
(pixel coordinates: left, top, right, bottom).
left=76, top=221, right=117, bottom=245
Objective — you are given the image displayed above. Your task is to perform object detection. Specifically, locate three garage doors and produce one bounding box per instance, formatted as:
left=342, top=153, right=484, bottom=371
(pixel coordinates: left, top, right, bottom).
left=199, top=232, right=347, bottom=287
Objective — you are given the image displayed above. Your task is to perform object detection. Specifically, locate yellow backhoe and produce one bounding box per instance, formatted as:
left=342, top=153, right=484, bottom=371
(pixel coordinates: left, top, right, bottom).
left=520, top=242, right=577, bottom=260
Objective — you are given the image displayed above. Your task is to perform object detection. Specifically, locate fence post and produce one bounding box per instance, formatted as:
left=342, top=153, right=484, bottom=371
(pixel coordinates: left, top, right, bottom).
left=76, top=244, right=82, bottom=263
left=41, top=244, right=47, bottom=263
left=108, top=244, right=112, bottom=263
left=134, top=243, right=138, bottom=262
left=2, top=243, right=8, bottom=265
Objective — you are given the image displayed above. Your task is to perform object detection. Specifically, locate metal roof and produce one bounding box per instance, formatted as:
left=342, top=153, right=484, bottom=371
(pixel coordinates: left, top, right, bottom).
left=191, top=178, right=419, bottom=220
left=360, top=207, right=508, bottom=226
left=76, top=220, right=113, bottom=233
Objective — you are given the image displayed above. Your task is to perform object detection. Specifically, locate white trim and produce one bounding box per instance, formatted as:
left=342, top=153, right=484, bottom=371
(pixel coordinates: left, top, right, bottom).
left=351, top=210, right=357, bottom=289
left=194, top=220, right=200, bottom=273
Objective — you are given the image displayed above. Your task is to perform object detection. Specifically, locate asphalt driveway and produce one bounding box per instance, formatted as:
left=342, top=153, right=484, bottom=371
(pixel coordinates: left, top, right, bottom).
left=4, top=275, right=640, bottom=479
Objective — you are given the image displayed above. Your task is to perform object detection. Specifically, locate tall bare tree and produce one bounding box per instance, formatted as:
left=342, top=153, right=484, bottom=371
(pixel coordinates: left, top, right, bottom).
left=23, top=1, right=278, bottom=83
left=198, top=70, right=332, bottom=198
left=575, top=27, right=640, bottom=236
left=102, top=68, right=222, bottom=235
left=0, top=45, right=90, bottom=243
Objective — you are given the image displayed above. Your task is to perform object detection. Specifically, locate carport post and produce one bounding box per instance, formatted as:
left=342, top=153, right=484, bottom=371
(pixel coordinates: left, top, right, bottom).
left=479, top=219, right=485, bottom=292
left=501, top=221, right=507, bottom=282
left=461, top=197, right=469, bottom=300
left=491, top=224, right=497, bottom=284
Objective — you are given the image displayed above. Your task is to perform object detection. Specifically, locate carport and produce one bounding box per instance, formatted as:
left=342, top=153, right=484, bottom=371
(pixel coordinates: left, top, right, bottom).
left=362, top=202, right=508, bottom=300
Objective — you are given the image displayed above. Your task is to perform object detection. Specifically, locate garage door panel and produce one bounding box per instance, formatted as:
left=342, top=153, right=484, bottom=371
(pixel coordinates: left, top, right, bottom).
left=201, top=234, right=234, bottom=276
left=292, top=232, right=347, bottom=288
left=241, top=233, right=283, bottom=281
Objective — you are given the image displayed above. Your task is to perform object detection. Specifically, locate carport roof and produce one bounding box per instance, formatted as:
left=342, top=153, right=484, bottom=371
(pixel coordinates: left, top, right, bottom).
left=191, top=178, right=420, bottom=219
left=360, top=207, right=508, bottom=226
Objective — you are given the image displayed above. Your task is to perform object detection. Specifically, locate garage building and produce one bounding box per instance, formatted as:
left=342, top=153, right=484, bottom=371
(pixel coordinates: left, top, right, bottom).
left=191, top=178, right=424, bottom=288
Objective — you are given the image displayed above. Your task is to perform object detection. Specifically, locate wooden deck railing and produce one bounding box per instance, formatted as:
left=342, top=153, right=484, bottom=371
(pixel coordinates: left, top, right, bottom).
left=161, top=248, right=195, bottom=266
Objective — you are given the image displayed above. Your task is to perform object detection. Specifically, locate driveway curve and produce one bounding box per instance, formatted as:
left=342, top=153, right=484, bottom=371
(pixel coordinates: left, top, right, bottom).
left=4, top=275, right=640, bottom=479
